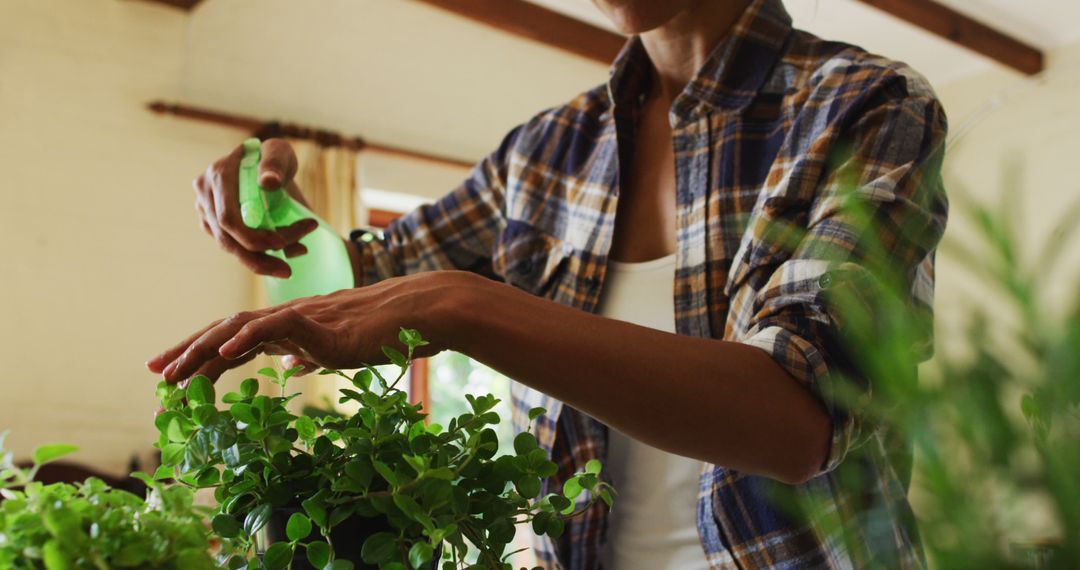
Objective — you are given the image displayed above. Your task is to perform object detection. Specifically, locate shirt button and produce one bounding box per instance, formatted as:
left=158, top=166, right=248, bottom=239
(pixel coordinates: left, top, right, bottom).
left=818, top=271, right=833, bottom=289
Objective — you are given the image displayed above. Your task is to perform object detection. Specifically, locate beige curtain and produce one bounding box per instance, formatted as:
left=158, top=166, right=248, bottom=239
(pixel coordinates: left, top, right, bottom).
left=251, top=139, right=361, bottom=408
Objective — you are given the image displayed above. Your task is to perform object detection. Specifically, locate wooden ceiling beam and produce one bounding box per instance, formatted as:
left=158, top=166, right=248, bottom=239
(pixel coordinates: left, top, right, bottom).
left=132, top=0, right=1042, bottom=75
left=411, top=0, right=624, bottom=64
left=134, top=0, right=204, bottom=10
left=856, top=0, right=1043, bottom=75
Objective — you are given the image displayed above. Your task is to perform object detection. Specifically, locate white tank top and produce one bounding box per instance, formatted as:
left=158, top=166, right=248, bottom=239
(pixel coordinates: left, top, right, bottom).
left=596, top=254, right=710, bottom=570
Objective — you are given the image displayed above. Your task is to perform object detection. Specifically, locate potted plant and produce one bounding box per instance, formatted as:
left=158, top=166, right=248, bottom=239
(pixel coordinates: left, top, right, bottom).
left=0, top=434, right=224, bottom=569
left=155, top=329, right=613, bottom=570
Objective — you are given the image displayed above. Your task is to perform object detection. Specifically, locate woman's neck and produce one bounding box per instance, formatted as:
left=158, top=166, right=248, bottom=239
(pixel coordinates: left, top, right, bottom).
left=640, top=0, right=753, bottom=102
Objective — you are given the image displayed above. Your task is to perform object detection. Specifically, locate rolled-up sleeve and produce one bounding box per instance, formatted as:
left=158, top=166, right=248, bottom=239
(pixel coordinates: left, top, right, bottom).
left=349, top=125, right=523, bottom=285
left=740, top=81, right=948, bottom=476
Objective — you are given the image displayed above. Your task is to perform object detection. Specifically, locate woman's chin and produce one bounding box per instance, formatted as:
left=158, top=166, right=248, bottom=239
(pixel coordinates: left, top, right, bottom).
left=593, top=0, right=691, bottom=35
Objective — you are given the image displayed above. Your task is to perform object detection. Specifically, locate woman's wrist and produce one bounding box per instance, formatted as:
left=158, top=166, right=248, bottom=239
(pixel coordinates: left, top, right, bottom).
left=422, top=270, right=492, bottom=355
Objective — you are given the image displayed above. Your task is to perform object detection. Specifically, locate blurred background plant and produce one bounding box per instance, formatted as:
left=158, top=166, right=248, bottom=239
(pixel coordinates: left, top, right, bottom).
left=780, top=169, right=1080, bottom=569
left=0, top=434, right=223, bottom=569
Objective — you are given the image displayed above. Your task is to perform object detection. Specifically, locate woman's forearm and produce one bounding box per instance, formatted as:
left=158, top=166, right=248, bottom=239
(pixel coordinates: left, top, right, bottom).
left=442, top=274, right=832, bottom=485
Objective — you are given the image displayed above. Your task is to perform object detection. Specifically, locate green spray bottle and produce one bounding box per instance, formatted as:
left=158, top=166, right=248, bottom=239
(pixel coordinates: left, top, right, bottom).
left=238, top=138, right=355, bottom=304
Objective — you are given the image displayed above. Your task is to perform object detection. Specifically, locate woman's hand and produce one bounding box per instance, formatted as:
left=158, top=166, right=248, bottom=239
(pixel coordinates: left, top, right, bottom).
left=193, top=139, right=319, bottom=278
left=146, top=271, right=480, bottom=384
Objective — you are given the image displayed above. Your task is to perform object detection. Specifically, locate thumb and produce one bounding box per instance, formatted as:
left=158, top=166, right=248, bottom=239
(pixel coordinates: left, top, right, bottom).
left=258, top=138, right=299, bottom=190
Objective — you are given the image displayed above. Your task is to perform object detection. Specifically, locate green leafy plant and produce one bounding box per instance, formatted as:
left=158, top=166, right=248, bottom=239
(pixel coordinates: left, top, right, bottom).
left=0, top=434, right=221, bottom=569
left=769, top=172, right=1080, bottom=568
left=156, top=329, right=613, bottom=570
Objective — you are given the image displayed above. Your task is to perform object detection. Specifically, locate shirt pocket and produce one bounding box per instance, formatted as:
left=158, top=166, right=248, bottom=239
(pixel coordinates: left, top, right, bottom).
left=492, top=219, right=574, bottom=297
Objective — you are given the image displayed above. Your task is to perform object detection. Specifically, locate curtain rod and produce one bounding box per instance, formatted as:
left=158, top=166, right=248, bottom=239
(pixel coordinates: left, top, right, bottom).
left=146, top=101, right=474, bottom=170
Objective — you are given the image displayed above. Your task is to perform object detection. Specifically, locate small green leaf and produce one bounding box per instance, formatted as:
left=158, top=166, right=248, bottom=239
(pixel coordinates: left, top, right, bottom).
left=295, top=416, right=317, bottom=441
left=230, top=402, right=257, bottom=424
left=153, top=464, right=174, bottom=480
left=258, top=367, right=279, bottom=381
left=212, top=513, right=242, bottom=538
left=563, top=476, right=583, bottom=500
left=221, top=391, right=245, bottom=404
left=548, top=494, right=571, bottom=512
left=515, top=475, right=541, bottom=499
left=42, top=540, right=70, bottom=570
left=392, top=494, right=424, bottom=520
left=599, top=487, right=614, bottom=508
left=546, top=516, right=565, bottom=539
left=263, top=542, right=294, bottom=570
left=528, top=407, right=547, bottom=421
left=408, top=542, right=434, bottom=568
left=161, top=443, right=185, bottom=467
left=585, top=459, right=602, bottom=475
left=344, top=460, right=374, bottom=489
left=514, top=432, right=539, bottom=455
left=243, top=503, right=272, bottom=536
left=373, top=460, right=398, bottom=486
left=286, top=512, right=313, bottom=542
left=192, top=405, right=219, bottom=426
left=361, top=532, right=398, bottom=565
left=186, top=375, right=215, bottom=406
left=302, top=497, right=328, bottom=527
left=241, top=377, right=260, bottom=398
left=382, top=346, right=407, bottom=368
left=306, top=541, right=331, bottom=568
left=32, top=444, right=79, bottom=466
left=351, top=369, right=373, bottom=390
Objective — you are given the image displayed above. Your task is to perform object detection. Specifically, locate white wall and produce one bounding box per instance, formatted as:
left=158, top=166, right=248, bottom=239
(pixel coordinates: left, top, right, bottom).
left=933, top=39, right=1080, bottom=357
left=0, top=0, right=253, bottom=475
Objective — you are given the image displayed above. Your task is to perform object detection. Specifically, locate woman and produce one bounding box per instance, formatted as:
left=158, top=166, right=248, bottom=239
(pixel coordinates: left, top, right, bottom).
left=149, top=0, right=947, bottom=567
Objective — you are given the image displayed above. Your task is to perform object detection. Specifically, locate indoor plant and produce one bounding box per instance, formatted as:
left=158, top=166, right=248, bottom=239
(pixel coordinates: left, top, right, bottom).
left=0, top=434, right=223, bottom=569
left=768, top=178, right=1080, bottom=568
left=155, top=329, right=613, bottom=570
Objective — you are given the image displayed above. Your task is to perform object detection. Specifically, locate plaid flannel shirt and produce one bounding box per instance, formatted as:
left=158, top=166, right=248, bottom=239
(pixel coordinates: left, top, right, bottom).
left=351, top=0, right=948, bottom=567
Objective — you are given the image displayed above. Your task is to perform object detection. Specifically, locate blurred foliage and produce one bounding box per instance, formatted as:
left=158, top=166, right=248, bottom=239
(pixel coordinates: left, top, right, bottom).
left=0, top=435, right=219, bottom=569
left=786, top=175, right=1080, bottom=568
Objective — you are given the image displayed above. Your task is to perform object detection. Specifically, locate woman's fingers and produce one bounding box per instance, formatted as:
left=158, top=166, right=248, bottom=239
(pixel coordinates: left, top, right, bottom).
left=165, top=311, right=262, bottom=383
left=258, top=138, right=299, bottom=190
left=283, top=243, right=308, bottom=258
left=147, top=318, right=223, bottom=374
left=218, top=309, right=320, bottom=361
left=211, top=145, right=284, bottom=253
left=276, top=218, right=319, bottom=246
left=190, top=350, right=257, bottom=383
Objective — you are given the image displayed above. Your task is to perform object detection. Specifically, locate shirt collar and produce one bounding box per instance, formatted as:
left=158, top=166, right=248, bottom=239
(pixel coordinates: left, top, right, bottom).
left=605, top=0, right=793, bottom=119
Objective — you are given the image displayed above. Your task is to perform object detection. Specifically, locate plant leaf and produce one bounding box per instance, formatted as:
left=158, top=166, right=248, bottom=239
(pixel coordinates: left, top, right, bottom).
left=263, top=542, right=294, bottom=570
left=408, top=542, right=434, bottom=568
left=286, top=512, right=313, bottom=542
left=295, top=415, right=317, bottom=441
left=241, top=377, right=260, bottom=398
left=585, top=459, right=602, bottom=475
left=306, top=541, right=331, bottom=568
left=186, top=375, right=215, bottom=406
left=212, top=514, right=242, bottom=538
left=382, top=346, right=407, bottom=368
left=32, top=444, right=79, bottom=467
left=361, top=532, right=398, bottom=565
left=243, top=503, right=272, bottom=536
